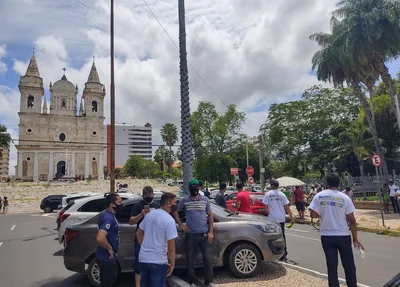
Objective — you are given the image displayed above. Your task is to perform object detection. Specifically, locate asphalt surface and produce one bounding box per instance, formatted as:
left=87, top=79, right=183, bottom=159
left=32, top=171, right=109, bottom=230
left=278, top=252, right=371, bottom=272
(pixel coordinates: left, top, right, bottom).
left=0, top=213, right=398, bottom=287
left=284, top=224, right=400, bottom=287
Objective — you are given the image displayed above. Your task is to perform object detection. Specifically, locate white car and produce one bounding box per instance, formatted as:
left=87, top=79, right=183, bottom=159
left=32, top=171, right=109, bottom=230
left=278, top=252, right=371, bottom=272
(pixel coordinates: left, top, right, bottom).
left=58, top=193, right=138, bottom=244
left=58, top=192, right=102, bottom=211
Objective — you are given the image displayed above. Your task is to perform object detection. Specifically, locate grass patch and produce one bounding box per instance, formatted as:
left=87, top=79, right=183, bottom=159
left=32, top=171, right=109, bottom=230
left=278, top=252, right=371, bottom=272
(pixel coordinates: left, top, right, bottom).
left=357, top=226, right=400, bottom=237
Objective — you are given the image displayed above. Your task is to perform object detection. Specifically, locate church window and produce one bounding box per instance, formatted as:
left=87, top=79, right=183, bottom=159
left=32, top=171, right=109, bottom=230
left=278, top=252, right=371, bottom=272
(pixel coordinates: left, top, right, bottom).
left=92, top=157, right=96, bottom=161
left=26, top=128, right=33, bottom=134
left=91, top=131, right=97, bottom=136
left=59, top=133, right=66, bottom=142
left=27, top=96, right=34, bottom=108
left=27, top=157, right=31, bottom=161
left=92, top=100, right=98, bottom=112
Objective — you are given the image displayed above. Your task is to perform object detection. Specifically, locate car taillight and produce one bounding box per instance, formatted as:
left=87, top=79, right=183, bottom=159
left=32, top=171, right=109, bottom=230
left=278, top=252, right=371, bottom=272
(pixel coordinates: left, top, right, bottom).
left=60, top=213, right=70, bottom=223
left=65, top=228, right=79, bottom=243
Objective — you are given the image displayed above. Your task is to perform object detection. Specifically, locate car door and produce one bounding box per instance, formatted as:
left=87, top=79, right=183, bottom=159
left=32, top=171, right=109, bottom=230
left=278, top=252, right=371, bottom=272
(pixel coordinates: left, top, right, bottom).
left=226, top=193, right=237, bottom=212
left=116, top=203, right=135, bottom=272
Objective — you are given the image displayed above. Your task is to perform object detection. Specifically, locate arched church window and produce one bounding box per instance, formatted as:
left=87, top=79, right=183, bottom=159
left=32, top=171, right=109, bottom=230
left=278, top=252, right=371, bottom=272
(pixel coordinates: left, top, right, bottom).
left=27, top=95, right=34, bottom=108
left=92, top=100, right=98, bottom=112
left=61, top=99, right=66, bottom=108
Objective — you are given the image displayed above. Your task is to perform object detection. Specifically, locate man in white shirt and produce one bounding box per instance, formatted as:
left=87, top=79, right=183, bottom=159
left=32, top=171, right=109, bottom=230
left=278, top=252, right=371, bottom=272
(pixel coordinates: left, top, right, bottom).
left=262, top=179, right=294, bottom=261
left=136, top=192, right=178, bottom=287
left=388, top=180, right=399, bottom=213
left=309, top=174, right=364, bottom=287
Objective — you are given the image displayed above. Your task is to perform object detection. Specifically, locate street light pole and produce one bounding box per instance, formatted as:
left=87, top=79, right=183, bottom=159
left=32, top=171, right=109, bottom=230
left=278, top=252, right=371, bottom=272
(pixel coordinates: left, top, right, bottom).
left=110, top=0, right=116, bottom=193
left=246, top=136, right=249, bottom=167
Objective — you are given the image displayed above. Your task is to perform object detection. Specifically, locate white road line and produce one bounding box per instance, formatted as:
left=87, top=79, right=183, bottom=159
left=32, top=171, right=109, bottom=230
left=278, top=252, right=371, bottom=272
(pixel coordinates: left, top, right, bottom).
left=280, top=261, right=372, bottom=287
left=287, top=228, right=309, bottom=233
left=286, top=233, right=321, bottom=242
left=0, top=242, right=3, bottom=247
left=10, top=225, right=15, bottom=231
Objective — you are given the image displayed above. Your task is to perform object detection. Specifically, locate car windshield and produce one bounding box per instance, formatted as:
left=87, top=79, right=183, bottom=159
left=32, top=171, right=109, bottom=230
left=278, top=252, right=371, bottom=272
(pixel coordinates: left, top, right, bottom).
left=250, top=194, right=264, bottom=201
left=210, top=202, right=232, bottom=217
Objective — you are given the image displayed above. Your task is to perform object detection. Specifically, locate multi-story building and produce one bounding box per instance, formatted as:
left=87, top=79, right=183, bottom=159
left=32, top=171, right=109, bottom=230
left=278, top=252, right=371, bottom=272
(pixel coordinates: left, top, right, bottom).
left=0, top=145, right=10, bottom=178
left=106, top=123, right=152, bottom=171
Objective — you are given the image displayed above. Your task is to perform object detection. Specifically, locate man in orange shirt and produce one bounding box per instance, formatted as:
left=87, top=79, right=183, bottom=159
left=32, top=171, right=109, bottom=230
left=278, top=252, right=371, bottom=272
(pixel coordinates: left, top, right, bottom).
left=235, top=182, right=251, bottom=213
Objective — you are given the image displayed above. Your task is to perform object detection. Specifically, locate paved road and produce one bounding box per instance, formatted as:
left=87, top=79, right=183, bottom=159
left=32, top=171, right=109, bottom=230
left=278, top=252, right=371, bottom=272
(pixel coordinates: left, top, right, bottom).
left=0, top=213, right=134, bottom=287
left=285, top=224, right=400, bottom=287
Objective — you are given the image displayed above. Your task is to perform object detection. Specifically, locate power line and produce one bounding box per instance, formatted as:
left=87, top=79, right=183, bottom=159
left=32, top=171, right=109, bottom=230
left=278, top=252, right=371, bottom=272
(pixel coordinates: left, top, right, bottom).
left=141, top=0, right=258, bottom=133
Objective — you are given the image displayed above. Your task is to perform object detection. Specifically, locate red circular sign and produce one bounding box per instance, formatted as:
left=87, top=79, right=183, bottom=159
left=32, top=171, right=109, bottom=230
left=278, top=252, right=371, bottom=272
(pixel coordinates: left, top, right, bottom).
left=371, top=154, right=381, bottom=167
left=246, top=166, right=254, bottom=176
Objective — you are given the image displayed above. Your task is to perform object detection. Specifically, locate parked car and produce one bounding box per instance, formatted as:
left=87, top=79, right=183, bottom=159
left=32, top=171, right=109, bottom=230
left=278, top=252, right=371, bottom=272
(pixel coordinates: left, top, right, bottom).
left=209, top=186, right=236, bottom=199
left=58, top=193, right=137, bottom=244
left=226, top=192, right=267, bottom=216
left=58, top=192, right=101, bottom=210
left=40, top=195, right=66, bottom=213
left=63, top=197, right=285, bottom=287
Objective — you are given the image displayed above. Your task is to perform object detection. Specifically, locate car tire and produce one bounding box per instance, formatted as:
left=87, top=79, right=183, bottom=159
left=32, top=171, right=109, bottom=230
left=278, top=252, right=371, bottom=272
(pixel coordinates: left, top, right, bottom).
left=228, top=243, right=262, bottom=278
left=87, top=258, right=101, bottom=287
left=44, top=206, right=53, bottom=213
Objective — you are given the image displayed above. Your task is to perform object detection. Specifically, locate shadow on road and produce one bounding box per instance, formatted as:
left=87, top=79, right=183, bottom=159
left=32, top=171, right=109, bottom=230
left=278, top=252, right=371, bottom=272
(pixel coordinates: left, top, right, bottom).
left=34, top=273, right=135, bottom=287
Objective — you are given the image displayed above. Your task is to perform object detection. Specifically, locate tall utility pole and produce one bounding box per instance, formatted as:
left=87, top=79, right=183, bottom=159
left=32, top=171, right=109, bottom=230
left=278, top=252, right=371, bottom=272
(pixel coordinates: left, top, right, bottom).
left=258, top=135, right=265, bottom=192
left=109, top=0, right=116, bottom=193
left=178, top=0, right=193, bottom=194
left=246, top=136, right=249, bottom=167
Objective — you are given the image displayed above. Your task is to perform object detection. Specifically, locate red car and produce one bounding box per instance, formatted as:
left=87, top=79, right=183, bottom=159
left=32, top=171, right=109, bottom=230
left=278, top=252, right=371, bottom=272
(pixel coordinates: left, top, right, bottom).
left=226, top=192, right=267, bottom=216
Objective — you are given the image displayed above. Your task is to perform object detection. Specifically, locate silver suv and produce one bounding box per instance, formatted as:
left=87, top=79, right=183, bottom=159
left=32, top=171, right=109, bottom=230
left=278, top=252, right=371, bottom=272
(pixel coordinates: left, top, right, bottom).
left=63, top=197, right=285, bottom=287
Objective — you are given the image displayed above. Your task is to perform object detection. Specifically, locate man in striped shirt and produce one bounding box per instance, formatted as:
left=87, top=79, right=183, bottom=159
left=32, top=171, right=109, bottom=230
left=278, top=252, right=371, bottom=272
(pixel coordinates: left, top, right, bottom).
left=173, top=179, right=215, bottom=287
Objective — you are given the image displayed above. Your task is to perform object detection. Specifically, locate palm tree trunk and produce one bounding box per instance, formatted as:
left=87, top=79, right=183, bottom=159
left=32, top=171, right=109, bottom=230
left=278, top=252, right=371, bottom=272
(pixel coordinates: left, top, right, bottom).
left=366, top=82, right=375, bottom=122
left=351, top=79, right=389, bottom=184
left=178, top=0, right=193, bottom=194
left=168, top=145, right=172, bottom=174
left=358, top=159, right=366, bottom=199
left=374, top=53, right=400, bottom=131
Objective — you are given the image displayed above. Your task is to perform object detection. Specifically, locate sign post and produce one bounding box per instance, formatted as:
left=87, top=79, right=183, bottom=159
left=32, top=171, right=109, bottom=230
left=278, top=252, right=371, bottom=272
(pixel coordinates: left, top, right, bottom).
left=231, top=168, right=239, bottom=185
left=248, top=176, right=255, bottom=184
left=372, top=154, right=385, bottom=227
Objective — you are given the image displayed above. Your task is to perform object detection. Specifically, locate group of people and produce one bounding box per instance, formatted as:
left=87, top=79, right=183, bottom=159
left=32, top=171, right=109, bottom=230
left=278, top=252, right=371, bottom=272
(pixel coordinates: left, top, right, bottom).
left=0, top=196, right=9, bottom=214
left=95, top=179, right=215, bottom=287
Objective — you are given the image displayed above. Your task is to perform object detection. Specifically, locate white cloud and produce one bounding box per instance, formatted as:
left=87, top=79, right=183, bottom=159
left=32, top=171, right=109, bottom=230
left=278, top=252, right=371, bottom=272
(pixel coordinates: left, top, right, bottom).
left=0, top=0, right=342, bottom=171
left=0, top=44, right=7, bottom=75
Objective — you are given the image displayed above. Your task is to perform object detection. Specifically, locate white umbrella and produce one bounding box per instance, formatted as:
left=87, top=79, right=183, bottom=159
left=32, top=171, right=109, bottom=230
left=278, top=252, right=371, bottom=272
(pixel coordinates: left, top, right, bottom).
left=276, top=177, right=305, bottom=187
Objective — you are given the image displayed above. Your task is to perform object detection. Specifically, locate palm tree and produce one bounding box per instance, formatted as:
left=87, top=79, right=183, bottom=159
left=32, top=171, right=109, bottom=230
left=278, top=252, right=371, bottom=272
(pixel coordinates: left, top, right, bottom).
left=332, top=0, right=400, bottom=130
left=310, top=29, right=390, bottom=183
left=161, top=123, right=178, bottom=173
left=154, top=145, right=173, bottom=172
left=0, top=125, right=11, bottom=161
left=178, top=0, right=193, bottom=193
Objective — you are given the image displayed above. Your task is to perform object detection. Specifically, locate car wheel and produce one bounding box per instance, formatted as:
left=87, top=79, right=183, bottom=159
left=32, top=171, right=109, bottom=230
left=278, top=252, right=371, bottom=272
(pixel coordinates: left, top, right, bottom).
left=228, top=243, right=261, bottom=278
left=87, top=258, right=101, bottom=287
left=44, top=206, right=53, bottom=213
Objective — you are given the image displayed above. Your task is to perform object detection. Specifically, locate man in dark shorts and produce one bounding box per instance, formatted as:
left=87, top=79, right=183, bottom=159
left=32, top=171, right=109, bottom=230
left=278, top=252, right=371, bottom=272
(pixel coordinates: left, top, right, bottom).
left=293, top=186, right=305, bottom=219
left=129, top=186, right=160, bottom=287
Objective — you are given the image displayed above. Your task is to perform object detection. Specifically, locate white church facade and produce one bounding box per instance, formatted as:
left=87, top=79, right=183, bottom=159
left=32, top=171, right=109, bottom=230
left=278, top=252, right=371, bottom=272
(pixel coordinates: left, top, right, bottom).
left=15, top=53, right=105, bottom=181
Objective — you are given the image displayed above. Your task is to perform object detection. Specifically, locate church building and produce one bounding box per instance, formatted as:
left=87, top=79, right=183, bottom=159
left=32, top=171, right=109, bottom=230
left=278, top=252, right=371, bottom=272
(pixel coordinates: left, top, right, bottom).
left=15, top=53, right=106, bottom=181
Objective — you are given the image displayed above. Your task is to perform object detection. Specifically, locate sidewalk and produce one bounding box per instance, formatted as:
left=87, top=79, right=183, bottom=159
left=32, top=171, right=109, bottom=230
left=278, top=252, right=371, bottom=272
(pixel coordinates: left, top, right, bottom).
left=290, top=205, right=400, bottom=234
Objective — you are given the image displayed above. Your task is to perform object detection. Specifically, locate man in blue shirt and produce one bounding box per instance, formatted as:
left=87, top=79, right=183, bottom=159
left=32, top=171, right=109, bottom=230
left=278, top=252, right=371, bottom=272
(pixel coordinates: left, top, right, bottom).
left=173, top=179, right=215, bottom=287
left=96, top=193, right=123, bottom=287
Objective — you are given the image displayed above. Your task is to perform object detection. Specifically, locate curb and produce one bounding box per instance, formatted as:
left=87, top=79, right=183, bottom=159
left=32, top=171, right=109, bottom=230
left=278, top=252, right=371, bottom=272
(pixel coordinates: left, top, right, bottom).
left=280, top=261, right=371, bottom=287
left=168, top=276, right=190, bottom=287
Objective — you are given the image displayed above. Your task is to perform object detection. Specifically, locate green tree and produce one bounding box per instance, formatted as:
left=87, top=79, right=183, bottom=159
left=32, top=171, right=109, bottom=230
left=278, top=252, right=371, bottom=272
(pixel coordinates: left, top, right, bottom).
left=154, top=145, right=174, bottom=171
left=161, top=123, right=178, bottom=174
left=0, top=125, right=11, bottom=161
left=124, top=155, right=146, bottom=177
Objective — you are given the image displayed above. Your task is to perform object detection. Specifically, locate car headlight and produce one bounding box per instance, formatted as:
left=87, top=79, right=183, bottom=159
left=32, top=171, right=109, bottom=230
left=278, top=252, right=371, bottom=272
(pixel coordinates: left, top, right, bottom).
left=250, top=223, right=281, bottom=233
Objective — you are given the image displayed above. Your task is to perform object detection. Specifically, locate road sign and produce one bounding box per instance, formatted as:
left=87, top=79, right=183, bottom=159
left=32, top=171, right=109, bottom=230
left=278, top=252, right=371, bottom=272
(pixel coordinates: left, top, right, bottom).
left=230, top=168, right=239, bottom=175
left=260, top=168, right=265, bottom=173
left=248, top=176, right=255, bottom=184
left=246, top=166, right=254, bottom=176
left=372, top=154, right=382, bottom=167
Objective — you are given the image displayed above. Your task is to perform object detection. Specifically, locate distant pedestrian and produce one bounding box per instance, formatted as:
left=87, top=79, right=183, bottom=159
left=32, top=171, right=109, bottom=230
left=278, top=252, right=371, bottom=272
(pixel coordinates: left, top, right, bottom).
left=204, top=187, right=211, bottom=198
left=96, top=193, right=123, bottom=287
left=308, top=184, right=317, bottom=204
left=129, top=186, right=160, bottom=287
left=0, top=197, right=3, bottom=213
left=292, top=186, right=305, bottom=219
left=388, top=180, right=399, bottom=213
left=263, top=179, right=294, bottom=261
left=198, top=181, right=205, bottom=196
left=136, top=192, right=178, bottom=287
left=235, top=182, right=251, bottom=213
left=309, top=174, right=364, bottom=287
left=3, top=197, right=8, bottom=214
left=215, top=183, right=227, bottom=208
left=342, top=186, right=354, bottom=202
left=173, top=179, right=215, bottom=287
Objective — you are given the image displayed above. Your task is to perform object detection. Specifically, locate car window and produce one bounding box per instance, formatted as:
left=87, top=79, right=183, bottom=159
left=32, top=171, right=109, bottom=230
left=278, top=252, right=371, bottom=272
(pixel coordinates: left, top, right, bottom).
left=66, top=196, right=89, bottom=204
left=80, top=198, right=107, bottom=212
left=116, top=203, right=134, bottom=223
left=227, top=193, right=237, bottom=200
left=250, top=194, right=264, bottom=202
left=63, top=202, right=75, bottom=211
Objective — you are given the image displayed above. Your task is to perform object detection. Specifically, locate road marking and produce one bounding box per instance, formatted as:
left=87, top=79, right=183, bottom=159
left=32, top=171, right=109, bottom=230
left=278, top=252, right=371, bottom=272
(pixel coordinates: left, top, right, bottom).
left=288, top=228, right=309, bottom=233
left=10, top=225, right=15, bottom=231
left=286, top=233, right=321, bottom=242
left=0, top=242, right=3, bottom=247
left=280, top=261, right=371, bottom=287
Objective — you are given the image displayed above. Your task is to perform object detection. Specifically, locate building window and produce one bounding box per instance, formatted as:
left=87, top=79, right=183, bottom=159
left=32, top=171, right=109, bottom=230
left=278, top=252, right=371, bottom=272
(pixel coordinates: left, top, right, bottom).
left=59, top=133, right=66, bottom=142
left=27, top=95, right=34, bottom=108
left=91, top=131, right=97, bottom=136
left=26, top=128, right=33, bottom=134
left=92, top=157, right=96, bottom=161
left=92, top=100, right=98, bottom=112
left=61, top=99, right=66, bottom=108
left=27, top=157, right=31, bottom=161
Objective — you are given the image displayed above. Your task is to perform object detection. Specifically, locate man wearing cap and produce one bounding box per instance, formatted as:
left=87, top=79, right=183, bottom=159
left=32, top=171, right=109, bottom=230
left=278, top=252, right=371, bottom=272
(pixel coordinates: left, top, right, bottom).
left=173, top=179, right=215, bottom=287
left=262, top=179, right=294, bottom=262
left=129, top=186, right=160, bottom=287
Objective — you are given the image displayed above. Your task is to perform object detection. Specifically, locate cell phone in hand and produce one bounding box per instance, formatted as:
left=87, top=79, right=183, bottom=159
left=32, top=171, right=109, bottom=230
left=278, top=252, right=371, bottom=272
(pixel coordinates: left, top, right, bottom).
left=144, top=205, right=150, bottom=210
